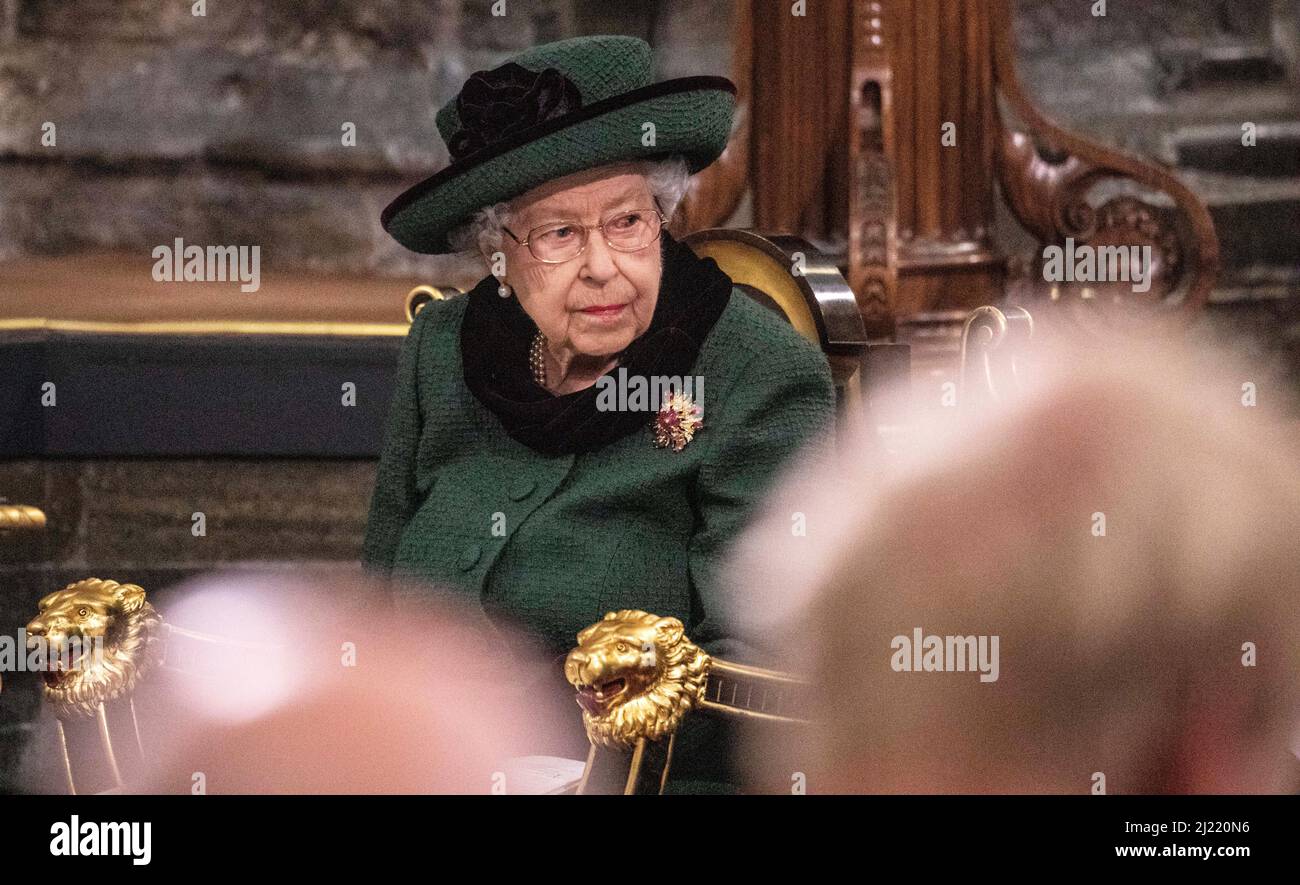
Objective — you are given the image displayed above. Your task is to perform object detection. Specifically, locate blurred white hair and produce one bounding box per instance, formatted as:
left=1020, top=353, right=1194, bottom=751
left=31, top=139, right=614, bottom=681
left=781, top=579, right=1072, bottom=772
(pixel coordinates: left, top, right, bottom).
left=447, top=155, right=692, bottom=263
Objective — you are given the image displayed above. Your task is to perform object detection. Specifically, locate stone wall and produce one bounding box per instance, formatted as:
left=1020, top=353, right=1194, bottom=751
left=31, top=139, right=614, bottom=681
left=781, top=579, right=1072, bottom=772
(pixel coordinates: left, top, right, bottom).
left=1012, top=0, right=1300, bottom=290
left=3, top=0, right=1294, bottom=289
left=0, top=0, right=733, bottom=281
left=1007, top=0, right=1300, bottom=396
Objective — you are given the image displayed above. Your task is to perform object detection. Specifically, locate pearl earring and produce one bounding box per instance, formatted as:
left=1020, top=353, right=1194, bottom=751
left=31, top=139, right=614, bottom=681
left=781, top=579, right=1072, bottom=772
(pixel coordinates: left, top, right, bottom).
left=497, top=280, right=513, bottom=298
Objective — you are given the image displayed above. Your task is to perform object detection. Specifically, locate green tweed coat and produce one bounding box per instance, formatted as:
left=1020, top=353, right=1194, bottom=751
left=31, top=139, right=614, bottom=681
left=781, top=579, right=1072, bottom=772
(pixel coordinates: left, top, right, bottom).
left=361, top=288, right=835, bottom=791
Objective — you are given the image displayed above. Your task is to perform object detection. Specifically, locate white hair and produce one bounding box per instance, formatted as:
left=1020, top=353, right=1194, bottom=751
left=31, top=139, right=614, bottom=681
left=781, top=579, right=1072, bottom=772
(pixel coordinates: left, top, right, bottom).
left=447, top=155, right=692, bottom=263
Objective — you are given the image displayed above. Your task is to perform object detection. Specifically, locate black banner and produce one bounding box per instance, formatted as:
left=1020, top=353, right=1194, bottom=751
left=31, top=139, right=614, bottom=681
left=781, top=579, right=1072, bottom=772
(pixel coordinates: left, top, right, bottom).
left=3, top=794, right=1287, bottom=869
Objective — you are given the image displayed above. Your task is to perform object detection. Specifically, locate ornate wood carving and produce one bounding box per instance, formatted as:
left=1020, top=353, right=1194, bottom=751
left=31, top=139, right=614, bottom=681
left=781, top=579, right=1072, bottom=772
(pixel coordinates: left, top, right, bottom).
left=848, top=0, right=899, bottom=339
left=884, top=0, right=1004, bottom=318
left=746, top=0, right=854, bottom=243
left=991, top=0, right=1220, bottom=319
left=682, top=0, right=1221, bottom=333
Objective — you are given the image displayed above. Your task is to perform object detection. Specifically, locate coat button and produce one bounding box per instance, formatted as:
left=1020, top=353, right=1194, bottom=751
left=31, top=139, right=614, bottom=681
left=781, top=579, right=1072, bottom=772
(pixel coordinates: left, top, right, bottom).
left=508, top=478, right=537, bottom=501
left=457, top=543, right=482, bottom=571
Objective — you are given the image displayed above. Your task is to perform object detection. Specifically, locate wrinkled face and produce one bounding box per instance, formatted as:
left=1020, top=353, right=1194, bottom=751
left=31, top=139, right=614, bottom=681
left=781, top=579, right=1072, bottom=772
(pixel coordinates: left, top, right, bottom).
left=498, top=164, right=662, bottom=360
left=564, top=617, right=661, bottom=716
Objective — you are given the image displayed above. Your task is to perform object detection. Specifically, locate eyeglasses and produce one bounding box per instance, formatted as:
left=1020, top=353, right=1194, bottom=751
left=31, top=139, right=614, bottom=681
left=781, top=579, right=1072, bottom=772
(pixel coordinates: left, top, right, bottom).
left=502, top=197, right=667, bottom=264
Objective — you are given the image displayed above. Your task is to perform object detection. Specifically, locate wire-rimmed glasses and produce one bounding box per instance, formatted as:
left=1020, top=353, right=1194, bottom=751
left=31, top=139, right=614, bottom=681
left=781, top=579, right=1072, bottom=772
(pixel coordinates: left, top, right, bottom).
left=502, top=198, right=668, bottom=264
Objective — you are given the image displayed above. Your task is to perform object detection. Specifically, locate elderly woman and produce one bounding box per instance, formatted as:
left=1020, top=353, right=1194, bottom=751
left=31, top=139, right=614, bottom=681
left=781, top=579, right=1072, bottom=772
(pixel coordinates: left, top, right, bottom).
left=362, top=35, right=834, bottom=791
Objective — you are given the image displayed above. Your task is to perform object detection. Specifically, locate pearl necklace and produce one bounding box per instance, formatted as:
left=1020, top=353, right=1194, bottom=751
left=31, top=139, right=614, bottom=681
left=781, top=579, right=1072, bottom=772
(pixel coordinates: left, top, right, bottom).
left=529, top=330, right=547, bottom=389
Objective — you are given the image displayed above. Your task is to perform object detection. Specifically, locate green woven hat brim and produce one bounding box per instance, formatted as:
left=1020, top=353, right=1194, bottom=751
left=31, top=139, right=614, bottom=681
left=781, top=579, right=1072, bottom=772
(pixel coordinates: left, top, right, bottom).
left=382, top=76, right=736, bottom=255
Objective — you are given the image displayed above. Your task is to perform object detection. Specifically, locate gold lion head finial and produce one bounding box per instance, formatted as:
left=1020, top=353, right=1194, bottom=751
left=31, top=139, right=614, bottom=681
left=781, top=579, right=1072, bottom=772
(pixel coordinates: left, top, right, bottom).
left=25, top=577, right=163, bottom=718
left=564, top=610, right=710, bottom=749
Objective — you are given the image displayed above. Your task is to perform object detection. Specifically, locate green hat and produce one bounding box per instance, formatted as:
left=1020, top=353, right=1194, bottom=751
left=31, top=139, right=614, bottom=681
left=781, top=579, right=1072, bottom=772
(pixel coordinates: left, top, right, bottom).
left=380, top=34, right=737, bottom=254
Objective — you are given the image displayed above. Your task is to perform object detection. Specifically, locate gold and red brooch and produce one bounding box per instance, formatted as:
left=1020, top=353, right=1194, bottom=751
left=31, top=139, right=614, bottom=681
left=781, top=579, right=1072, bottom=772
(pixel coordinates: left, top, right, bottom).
left=653, top=392, right=703, bottom=452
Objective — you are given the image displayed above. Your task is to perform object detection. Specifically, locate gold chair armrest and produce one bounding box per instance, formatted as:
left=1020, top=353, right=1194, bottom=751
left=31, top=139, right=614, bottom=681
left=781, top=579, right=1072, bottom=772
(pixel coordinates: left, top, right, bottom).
left=959, top=305, right=1035, bottom=405
left=565, top=609, right=809, bottom=794
left=404, top=284, right=464, bottom=323
left=0, top=503, right=46, bottom=531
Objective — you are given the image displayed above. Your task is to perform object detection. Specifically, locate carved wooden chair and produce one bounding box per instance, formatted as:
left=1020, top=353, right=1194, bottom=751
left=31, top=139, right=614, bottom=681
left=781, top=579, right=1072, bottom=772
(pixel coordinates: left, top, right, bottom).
left=691, top=0, right=1219, bottom=329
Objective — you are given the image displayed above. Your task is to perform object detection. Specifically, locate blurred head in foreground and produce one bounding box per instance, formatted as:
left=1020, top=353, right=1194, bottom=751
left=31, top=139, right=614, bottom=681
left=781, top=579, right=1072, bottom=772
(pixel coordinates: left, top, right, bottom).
left=730, top=315, right=1300, bottom=794
left=24, top=570, right=574, bottom=794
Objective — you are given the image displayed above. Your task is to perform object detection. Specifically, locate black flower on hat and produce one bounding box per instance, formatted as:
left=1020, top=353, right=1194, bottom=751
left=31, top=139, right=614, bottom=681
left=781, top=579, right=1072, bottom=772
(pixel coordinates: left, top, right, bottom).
left=447, top=63, right=584, bottom=161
